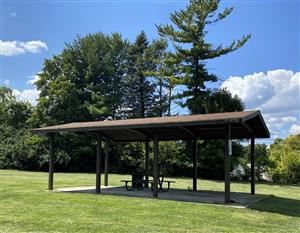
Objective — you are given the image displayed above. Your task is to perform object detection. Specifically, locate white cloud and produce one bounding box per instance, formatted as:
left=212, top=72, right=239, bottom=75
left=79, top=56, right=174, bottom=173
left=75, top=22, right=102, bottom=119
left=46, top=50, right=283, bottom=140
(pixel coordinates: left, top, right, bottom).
left=13, top=89, right=40, bottom=106
left=19, top=41, right=48, bottom=54
left=0, top=40, right=48, bottom=56
left=289, top=124, right=300, bottom=135
left=221, top=69, right=300, bottom=138
left=267, top=116, right=297, bottom=123
left=7, top=73, right=41, bottom=106
left=4, top=79, right=10, bottom=86
left=221, top=70, right=299, bottom=113
left=27, top=74, right=40, bottom=86
left=10, top=12, right=17, bottom=17
left=0, top=41, right=25, bottom=56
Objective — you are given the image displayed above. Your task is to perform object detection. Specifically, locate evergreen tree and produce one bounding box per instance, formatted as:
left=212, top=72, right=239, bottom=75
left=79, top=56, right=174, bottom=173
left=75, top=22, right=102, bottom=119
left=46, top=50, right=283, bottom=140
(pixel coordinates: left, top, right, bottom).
left=157, top=0, right=251, bottom=114
left=147, top=39, right=169, bottom=117
left=123, top=31, right=156, bottom=118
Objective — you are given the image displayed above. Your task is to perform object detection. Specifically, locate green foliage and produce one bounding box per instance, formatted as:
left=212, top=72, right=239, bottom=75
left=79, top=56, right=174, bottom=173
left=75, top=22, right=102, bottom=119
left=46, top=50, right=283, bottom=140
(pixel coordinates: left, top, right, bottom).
left=157, top=0, right=250, bottom=114
left=123, top=31, right=169, bottom=118
left=32, top=33, right=129, bottom=125
left=147, top=39, right=170, bottom=116
left=198, top=140, right=244, bottom=179
left=239, top=143, right=270, bottom=181
left=205, top=89, right=245, bottom=113
left=117, top=141, right=188, bottom=176
left=268, top=135, right=300, bottom=183
left=158, top=141, right=188, bottom=175
left=0, top=87, right=33, bottom=128
left=0, top=87, right=46, bottom=170
left=120, top=142, right=145, bottom=173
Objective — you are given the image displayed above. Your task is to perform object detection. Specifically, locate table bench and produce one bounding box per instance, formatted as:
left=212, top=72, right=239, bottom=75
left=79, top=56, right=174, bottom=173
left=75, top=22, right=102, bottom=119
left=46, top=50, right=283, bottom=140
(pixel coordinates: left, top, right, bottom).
left=121, top=176, right=176, bottom=192
left=148, top=180, right=176, bottom=192
left=120, top=180, right=145, bottom=191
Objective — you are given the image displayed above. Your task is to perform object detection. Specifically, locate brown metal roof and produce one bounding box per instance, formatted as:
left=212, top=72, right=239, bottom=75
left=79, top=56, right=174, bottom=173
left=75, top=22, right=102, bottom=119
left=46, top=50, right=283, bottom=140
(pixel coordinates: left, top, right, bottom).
left=31, top=110, right=270, bottom=141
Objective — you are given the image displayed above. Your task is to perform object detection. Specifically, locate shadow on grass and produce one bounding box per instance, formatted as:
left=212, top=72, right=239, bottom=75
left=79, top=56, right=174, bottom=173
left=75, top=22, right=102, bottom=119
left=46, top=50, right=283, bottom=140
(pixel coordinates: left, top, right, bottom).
left=249, top=196, right=300, bottom=217
left=57, top=186, right=267, bottom=207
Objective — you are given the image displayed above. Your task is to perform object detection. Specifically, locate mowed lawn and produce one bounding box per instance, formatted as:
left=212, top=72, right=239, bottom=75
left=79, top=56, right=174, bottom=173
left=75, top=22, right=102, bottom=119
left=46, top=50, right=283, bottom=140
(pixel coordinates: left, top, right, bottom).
left=0, top=170, right=299, bottom=233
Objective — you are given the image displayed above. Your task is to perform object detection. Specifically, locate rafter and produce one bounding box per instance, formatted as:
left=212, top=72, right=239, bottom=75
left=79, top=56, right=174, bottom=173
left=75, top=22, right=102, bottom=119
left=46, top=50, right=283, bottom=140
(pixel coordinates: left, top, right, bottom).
left=241, top=122, right=254, bottom=135
left=126, top=128, right=153, bottom=140
left=178, top=126, right=195, bottom=138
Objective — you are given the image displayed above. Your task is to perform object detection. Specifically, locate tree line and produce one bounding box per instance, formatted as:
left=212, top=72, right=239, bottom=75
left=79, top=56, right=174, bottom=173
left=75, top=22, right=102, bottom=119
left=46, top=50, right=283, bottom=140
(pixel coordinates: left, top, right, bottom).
left=1, top=0, right=299, bottom=183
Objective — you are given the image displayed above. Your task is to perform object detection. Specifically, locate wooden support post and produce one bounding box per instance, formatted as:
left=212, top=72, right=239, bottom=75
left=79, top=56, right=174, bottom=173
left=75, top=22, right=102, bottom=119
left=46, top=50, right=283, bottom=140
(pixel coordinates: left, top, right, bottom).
left=153, top=138, right=159, bottom=198
left=96, top=138, right=102, bottom=194
left=48, top=133, right=54, bottom=191
left=251, top=135, right=255, bottom=195
left=145, top=141, right=149, bottom=188
left=224, top=125, right=231, bottom=203
left=104, top=140, right=109, bottom=186
left=192, top=139, right=198, bottom=191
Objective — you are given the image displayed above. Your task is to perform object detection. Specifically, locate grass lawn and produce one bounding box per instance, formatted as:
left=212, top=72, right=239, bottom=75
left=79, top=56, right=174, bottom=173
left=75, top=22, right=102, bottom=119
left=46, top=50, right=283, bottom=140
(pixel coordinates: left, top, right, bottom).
left=0, top=170, right=299, bottom=233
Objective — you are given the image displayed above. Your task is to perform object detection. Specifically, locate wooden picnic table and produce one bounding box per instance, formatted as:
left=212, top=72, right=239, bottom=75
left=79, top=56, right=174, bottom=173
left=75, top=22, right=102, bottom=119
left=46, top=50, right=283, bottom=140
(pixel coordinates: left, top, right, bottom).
left=121, top=174, right=175, bottom=192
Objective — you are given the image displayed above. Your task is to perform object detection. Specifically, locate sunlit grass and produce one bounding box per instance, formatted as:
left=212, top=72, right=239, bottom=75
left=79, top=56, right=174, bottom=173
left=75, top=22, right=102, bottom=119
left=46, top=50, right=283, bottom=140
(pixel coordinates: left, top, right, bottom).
left=1, top=170, right=299, bottom=233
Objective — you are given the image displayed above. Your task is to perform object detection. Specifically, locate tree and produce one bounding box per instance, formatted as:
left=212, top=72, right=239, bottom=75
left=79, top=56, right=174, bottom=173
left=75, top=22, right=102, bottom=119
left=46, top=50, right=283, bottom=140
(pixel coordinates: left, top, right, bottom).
left=29, top=33, right=130, bottom=172
left=147, top=39, right=171, bottom=117
left=239, top=143, right=270, bottom=181
left=123, top=31, right=157, bottom=118
left=205, top=88, right=244, bottom=113
left=89, top=33, right=130, bottom=120
left=0, top=86, right=50, bottom=170
left=0, top=87, right=33, bottom=129
left=268, top=135, right=300, bottom=183
left=31, top=32, right=129, bottom=126
left=157, top=0, right=251, bottom=114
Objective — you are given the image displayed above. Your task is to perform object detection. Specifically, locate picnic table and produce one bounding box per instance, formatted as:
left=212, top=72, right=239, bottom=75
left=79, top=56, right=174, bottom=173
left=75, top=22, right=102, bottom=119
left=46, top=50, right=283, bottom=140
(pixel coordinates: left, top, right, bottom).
left=121, top=174, right=175, bottom=192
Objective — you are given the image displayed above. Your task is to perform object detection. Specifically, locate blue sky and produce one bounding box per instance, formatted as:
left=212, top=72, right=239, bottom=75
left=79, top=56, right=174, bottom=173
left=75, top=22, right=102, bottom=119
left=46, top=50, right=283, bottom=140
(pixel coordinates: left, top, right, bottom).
left=1, top=0, right=299, bottom=142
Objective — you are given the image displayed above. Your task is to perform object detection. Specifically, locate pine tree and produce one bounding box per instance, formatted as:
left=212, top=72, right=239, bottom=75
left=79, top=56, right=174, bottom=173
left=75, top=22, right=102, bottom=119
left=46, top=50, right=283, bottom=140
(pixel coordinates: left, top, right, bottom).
left=157, top=0, right=251, bottom=114
left=147, top=39, right=169, bottom=117
left=123, top=31, right=156, bottom=118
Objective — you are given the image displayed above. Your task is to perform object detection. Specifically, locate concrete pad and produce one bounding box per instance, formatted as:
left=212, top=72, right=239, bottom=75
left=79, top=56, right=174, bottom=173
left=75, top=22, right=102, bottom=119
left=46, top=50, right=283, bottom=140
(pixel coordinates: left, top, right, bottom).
left=56, top=186, right=268, bottom=208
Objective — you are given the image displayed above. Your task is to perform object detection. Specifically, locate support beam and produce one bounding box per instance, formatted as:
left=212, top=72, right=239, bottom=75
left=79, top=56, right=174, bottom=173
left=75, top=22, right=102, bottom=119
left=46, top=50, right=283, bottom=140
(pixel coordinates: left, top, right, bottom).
left=96, top=138, right=102, bottom=194
left=48, top=133, right=54, bottom=191
left=153, top=138, right=159, bottom=198
left=179, top=126, right=195, bottom=137
left=145, top=140, right=150, bottom=188
left=127, top=129, right=150, bottom=140
left=80, top=131, right=114, bottom=143
left=242, top=122, right=254, bottom=135
left=104, top=140, right=109, bottom=186
left=224, top=125, right=231, bottom=203
left=250, top=135, right=255, bottom=195
left=192, top=139, right=198, bottom=191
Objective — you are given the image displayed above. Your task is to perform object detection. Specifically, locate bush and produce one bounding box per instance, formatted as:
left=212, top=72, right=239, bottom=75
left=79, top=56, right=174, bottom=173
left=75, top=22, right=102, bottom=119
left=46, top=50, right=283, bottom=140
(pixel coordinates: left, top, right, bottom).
left=0, top=125, right=47, bottom=170
left=268, top=135, right=300, bottom=183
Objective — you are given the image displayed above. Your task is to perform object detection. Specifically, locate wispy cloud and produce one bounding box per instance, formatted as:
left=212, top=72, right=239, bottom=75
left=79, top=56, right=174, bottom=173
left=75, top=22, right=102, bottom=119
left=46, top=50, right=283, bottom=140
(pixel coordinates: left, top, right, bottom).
left=10, top=12, right=17, bottom=17
left=0, top=40, right=48, bottom=56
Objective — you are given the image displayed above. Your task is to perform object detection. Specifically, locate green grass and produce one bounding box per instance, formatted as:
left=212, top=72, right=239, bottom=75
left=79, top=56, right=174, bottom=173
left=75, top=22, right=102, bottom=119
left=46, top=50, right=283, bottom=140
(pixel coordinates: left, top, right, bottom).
left=0, top=170, right=299, bottom=233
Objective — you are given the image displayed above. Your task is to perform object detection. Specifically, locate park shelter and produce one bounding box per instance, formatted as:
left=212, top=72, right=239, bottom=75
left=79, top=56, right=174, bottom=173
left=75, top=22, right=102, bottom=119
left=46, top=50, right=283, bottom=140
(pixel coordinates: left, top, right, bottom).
left=31, top=110, right=270, bottom=203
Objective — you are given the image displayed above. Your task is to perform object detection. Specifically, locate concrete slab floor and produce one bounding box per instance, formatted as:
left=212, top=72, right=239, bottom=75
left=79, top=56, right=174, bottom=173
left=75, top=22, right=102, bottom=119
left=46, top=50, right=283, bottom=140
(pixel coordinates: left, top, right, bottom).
left=56, top=186, right=268, bottom=208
